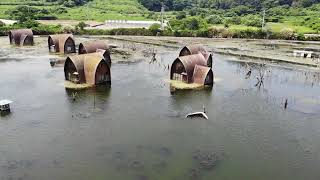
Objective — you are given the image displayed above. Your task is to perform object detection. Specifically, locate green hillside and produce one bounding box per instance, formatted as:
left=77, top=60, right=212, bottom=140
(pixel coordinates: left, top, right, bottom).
left=0, top=0, right=150, bottom=21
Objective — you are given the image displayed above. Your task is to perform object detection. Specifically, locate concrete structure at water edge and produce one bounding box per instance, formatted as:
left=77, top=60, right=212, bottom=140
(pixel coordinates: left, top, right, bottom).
left=0, top=19, right=17, bottom=26
left=170, top=53, right=214, bottom=86
left=179, top=45, right=213, bottom=67
left=9, top=29, right=34, bottom=46
left=79, top=40, right=111, bottom=67
left=48, top=34, right=76, bottom=54
left=64, top=53, right=111, bottom=86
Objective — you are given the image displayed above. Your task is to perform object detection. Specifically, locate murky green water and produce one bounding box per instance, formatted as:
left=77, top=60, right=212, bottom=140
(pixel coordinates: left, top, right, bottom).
left=0, top=36, right=320, bottom=180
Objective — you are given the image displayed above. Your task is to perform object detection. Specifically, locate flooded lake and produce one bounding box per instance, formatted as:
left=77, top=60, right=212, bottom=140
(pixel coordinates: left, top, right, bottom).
left=0, top=36, right=320, bottom=180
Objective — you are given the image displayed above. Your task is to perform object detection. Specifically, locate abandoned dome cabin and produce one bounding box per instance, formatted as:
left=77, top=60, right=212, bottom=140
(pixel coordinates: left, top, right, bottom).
left=179, top=45, right=213, bottom=67
left=170, top=53, right=214, bottom=86
left=79, top=40, right=111, bottom=67
left=48, top=34, right=76, bottom=54
left=64, top=53, right=111, bottom=86
left=9, top=29, right=34, bottom=46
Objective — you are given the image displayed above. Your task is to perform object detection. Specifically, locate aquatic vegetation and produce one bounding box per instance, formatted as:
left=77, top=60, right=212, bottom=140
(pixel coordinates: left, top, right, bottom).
left=170, top=80, right=204, bottom=90
left=64, top=80, right=93, bottom=89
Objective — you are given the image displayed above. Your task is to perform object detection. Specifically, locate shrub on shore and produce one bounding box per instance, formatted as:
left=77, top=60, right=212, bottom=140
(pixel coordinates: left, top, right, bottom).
left=1, top=23, right=319, bottom=41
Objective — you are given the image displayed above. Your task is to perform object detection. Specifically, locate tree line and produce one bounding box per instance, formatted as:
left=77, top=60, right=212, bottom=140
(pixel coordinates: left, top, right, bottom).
left=137, top=0, right=320, bottom=11
left=45, top=0, right=91, bottom=7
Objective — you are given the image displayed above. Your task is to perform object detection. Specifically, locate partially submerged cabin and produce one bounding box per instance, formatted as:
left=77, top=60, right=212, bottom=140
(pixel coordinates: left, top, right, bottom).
left=48, top=34, right=76, bottom=54
left=9, top=29, right=34, bottom=46
left=64, top=53, right=111, bottom=85
left=171, top=53, right=213, bottom=85
left=79, top=40, right=111, bottom=66
left=179, top=45, right=213, bottom=67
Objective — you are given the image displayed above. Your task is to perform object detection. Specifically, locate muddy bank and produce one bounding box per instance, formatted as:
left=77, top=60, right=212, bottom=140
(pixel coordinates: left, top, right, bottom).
left=100, top=36, right=320, bottom=68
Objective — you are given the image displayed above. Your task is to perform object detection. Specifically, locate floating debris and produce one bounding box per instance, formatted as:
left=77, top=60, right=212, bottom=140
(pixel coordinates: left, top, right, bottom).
left=284, top=98, right=288, bottom=109
left=186, top=107, right=208, bottom=119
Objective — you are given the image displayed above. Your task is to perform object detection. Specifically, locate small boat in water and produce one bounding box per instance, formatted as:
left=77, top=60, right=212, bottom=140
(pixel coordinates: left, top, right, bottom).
left=186, top=107, right=208, bottom=119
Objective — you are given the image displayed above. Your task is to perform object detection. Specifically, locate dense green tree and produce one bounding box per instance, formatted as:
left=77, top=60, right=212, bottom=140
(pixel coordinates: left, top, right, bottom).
left=206, top=15, right=223, bottom=24
left=137, top=0, right=320, bottom=11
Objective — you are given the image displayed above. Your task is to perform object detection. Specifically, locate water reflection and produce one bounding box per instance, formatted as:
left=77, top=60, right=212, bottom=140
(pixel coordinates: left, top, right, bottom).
left=65, top=84, right=111, bottom=112
left=0, top=36, right=320, bottom=180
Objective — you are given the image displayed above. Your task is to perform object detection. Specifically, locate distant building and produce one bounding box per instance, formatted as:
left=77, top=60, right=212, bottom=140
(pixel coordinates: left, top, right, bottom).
left=64, top=53, right=111, bottom=85
left=0, top=19, right=17, bottom=26
left=48, top=34, right=76, bottom=54
left=79, top=40, right=111, bottom=67
left=9, top=29, right=34, bottom=46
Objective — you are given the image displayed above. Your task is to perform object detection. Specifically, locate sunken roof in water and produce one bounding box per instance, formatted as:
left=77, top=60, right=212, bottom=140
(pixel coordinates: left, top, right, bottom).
left=48, top=34, right=75, bottom=53
left=79, top=40, right=109, bottom=54
left=192, top=65, right=213, bottom=85
left=64, top=53, right=110, bottom=85
left=179, top=45, right=213, bottom=67
left=9, top=29, right=34, bottom=46
left=83, top=54, right=109, bottom=85
left=172, top=53, right=207, bottom=83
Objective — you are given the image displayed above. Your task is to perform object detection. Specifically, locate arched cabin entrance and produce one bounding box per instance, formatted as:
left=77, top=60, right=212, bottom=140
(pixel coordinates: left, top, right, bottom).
left=170, top=58, right=188, bottom=83
left=64, top=56, right=85, bottom=84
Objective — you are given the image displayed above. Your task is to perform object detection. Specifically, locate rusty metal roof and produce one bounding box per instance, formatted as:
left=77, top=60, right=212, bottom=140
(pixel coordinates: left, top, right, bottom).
left=173, top=53, right=207, bottom=83
left=79, top=40, right=109, bottom=54
left=65, top=54, right=86, bottom=83
left=9, top=29, right=33, bottom=46
left=193, top=65, right=213, bottom=85
left=96, top=49, right=111, bottom=67
left=84, top=54, right=109, bottom=85
left=179, top=45, right=213, bottom=67
left=179, top=45, right=208, bottom=57
left=48, top=34, right=75, bottom=53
